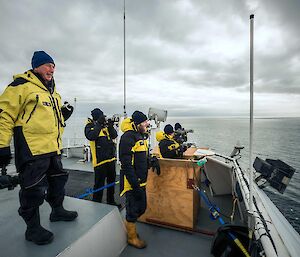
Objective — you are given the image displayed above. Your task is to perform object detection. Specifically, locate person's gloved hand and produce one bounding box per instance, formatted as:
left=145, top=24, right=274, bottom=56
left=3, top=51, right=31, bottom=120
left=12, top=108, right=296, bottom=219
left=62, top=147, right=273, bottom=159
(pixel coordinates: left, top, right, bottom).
left=149, top=156, right=160, bottom=176
left=186, top=143, right=193, bottom=148
left=107, top=118, right=114, bottom=128
left=0, top=174, right=19, bottom=190
left=180, top=144, right=187, bottom=152
left=61, top=102, right=74, bottom=121
left=97, top=115, right=106, bottom=126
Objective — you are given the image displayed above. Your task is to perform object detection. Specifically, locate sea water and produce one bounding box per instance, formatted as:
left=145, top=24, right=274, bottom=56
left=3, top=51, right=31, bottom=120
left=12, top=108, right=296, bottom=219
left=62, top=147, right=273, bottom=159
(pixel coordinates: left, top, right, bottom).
left=63, top=116, right=300, bottom=233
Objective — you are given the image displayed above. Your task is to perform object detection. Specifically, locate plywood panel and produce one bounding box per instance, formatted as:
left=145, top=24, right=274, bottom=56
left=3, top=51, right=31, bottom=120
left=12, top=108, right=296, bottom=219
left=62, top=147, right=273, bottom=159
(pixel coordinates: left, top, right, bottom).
left=140, top=159, right=201, bottom=230
left=147, top=160, right=195, bottom=190
left=145, top=189, right=193, bottom=228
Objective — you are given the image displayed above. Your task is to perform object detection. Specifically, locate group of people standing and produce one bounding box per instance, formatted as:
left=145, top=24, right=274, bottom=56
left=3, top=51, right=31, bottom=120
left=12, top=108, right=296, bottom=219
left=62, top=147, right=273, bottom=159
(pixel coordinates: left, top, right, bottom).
left=85, top=108, right=151, bottom=248
left=157, top=123, right=188, bottom=159
left=0, top=51, right=189, bottom=249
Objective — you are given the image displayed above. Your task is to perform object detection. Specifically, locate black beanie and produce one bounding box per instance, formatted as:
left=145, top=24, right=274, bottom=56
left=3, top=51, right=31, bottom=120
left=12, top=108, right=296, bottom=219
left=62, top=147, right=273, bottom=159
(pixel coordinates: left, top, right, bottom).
left=91, top=108, right=104, bottom=120
left=132, top=111, right=147, bottom=125
left=164, top=124, right=174, bottom=134
left=31, top=51, right=55, bottom=69
left=174, top=123, right=182, bottom=130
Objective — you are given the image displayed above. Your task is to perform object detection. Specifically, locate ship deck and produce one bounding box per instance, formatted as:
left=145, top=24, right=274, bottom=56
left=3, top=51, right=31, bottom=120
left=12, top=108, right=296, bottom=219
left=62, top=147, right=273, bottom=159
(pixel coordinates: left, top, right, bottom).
left=0, top=157, right=242, bottom=257
left=62, top=157, right=238, bottom=257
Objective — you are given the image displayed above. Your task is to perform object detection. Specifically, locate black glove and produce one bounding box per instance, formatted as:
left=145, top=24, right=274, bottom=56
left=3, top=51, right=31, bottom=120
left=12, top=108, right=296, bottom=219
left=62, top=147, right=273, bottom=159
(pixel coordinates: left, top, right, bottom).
left=186, top=143, right=193, bottom=148
left=0, top=154, right=12, bottom=168
left=177, top=145, right=187, bottom=157
left=149, top=156, right=160, bottom=176
left=61, top=102, right=74, bottom=121
left=0, top=174, right=19, bottom=190
left=97, top=115, right=106, bottom=126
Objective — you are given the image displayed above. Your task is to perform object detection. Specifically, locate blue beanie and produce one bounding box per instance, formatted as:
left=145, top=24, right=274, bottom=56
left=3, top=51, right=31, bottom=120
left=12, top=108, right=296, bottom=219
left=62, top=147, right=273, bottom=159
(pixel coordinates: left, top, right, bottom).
left=164, top=124, right=174, bottom=135
left=31, top=51, right=55, bottom=69
left=91, top=108, right=104, bottom=120
left=132, top=111, right=147, bottom=125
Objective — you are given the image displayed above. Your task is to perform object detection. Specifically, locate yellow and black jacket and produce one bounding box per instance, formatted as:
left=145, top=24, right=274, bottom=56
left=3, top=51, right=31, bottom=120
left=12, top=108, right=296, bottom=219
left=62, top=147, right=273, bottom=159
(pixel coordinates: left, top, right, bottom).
left=84, top=118, right=117, bottom=168
left=0, top=70, right=65, bottom=170
left=156, top=131, right=182, bottom=159
left=119, top=118, right=148, bottom=196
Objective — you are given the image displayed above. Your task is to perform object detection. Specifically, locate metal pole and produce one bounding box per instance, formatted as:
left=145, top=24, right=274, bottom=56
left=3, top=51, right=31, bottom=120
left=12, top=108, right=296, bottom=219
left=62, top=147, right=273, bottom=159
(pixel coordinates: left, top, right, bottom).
left=74, top=97, right=77, bottom=145
left=249, top=14, right=254, bottom=215
left=123, top=0, right=127, bottom=118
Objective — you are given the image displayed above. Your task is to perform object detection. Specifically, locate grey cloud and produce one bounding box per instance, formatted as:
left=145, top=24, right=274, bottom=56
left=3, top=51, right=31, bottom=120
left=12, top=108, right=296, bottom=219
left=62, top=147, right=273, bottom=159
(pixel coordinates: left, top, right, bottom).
left=0, top=0, right=299, bottom=117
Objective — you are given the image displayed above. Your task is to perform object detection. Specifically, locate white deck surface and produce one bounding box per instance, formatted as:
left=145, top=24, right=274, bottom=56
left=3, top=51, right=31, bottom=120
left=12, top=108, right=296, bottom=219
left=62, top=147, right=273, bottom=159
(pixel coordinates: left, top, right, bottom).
left=0, top=188, right=126, bottom=257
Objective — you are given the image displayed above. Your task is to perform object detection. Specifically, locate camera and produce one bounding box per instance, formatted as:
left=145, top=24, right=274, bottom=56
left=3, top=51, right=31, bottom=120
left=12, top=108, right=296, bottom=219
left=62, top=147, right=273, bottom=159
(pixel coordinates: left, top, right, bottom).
left=174, top=129, right=193, bottom=144
left=106, top=116, right=120, bottom=123
left=104, top=115, right=120, bottom=127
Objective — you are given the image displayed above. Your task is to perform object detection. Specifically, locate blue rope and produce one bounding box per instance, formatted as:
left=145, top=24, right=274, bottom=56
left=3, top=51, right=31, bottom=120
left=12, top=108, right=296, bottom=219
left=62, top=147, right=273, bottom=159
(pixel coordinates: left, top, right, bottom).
left=196, top=188, right=250, bottom=257
left=76, top=181, right=119, bottom=199
left=198, top=190, right=223, bottom=222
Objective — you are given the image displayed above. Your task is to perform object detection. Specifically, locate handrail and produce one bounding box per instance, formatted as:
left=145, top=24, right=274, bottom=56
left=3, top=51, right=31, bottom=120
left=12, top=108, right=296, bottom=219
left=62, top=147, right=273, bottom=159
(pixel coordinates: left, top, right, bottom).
left=216, top=153, right=300, bottom=257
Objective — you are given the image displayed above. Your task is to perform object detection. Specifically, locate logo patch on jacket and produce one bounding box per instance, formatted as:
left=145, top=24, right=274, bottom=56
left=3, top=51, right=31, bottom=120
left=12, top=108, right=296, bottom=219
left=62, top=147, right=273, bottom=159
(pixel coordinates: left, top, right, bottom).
left=42, top=101, right=51, bottom=107
left=140, top=141, right=144, bottom=145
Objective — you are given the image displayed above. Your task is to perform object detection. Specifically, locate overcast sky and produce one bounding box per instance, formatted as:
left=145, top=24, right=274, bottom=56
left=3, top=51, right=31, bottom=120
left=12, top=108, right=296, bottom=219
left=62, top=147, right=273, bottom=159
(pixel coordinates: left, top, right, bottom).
left=0, top=0, right=299, bottom=117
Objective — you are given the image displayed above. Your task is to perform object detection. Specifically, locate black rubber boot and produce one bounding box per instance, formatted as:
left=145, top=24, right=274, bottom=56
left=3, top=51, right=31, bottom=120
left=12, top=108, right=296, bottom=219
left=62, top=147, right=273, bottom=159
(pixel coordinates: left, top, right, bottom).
left=21, top=208, right=54, bottom=245
left=50, top=206, right=78, bottom=222
left=25, top=226, right=54, bottom=245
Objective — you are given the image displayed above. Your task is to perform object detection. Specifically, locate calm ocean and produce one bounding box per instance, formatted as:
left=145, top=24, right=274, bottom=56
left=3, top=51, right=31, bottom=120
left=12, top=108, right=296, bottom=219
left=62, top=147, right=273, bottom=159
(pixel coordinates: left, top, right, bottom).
left=63, top=116, right=300, bottom=233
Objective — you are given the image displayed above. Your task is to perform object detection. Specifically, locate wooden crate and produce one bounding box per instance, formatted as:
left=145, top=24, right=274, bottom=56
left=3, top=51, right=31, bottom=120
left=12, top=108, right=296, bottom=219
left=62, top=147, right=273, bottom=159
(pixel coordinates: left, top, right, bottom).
left=139, top=158, right=201, bottom=230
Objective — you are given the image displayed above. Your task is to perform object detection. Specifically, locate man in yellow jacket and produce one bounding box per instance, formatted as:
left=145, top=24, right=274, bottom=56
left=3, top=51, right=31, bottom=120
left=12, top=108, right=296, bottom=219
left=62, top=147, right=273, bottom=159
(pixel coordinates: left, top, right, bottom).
left=0, top=51, right=77, bottom=245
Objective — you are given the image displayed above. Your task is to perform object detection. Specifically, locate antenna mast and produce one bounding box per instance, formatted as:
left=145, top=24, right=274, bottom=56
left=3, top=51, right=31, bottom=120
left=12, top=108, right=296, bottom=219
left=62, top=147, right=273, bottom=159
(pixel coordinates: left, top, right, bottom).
left=123, top=0, right=127, bottom=118
left=249, top=14, right=254, bottom=216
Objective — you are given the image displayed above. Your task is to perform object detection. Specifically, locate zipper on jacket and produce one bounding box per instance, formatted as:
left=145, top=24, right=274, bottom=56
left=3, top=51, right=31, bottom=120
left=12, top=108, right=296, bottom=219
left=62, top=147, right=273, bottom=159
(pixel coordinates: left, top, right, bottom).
left=21, top=109, right=26, bottom=119
left=49, top=95, right=62, bottom=150
left=26, top=94, right=39, bottom=123
left=48, top=96, right=58, bottom=127
left=56, top=98, right=66, bottom=127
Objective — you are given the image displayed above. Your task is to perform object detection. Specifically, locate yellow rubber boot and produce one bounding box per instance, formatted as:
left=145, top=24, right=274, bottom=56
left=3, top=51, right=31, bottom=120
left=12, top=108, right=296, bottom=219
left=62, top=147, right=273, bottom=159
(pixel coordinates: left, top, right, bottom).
left=124, top=220, right=147, bottom=249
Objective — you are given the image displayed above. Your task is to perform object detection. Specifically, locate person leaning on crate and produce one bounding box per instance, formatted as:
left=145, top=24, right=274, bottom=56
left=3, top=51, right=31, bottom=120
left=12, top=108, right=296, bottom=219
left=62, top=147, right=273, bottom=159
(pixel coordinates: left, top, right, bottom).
left=157, top=124, right=186, bottom=159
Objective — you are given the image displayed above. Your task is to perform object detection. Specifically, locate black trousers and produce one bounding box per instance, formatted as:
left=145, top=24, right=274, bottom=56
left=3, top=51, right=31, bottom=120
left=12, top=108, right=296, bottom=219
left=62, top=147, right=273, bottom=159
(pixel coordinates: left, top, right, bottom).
left=18, top=155, right=68, bottom=222
left=93, top=161, right=116, bottom=203
left=125, top=188, right=147, bottom=223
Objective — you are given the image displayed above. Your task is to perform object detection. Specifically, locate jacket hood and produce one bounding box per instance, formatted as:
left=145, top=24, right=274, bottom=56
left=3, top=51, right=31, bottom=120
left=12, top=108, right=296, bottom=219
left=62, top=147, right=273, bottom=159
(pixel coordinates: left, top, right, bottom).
left=13, top=70, right=52, bottom=92
left=156, top=131, right=165, bottom=142
left=121, top=117, right=135, bottom=132
left=156, top=131, right=173, bottom=142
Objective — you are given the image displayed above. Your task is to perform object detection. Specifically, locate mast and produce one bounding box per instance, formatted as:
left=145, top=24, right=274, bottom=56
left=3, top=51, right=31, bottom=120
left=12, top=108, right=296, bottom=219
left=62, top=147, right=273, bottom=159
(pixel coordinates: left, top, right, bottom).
left=123, top=0, right=127, bottom=118
left=74, top=97, right=77, bottom=145
left=249, top=14, right=254, bottom=216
